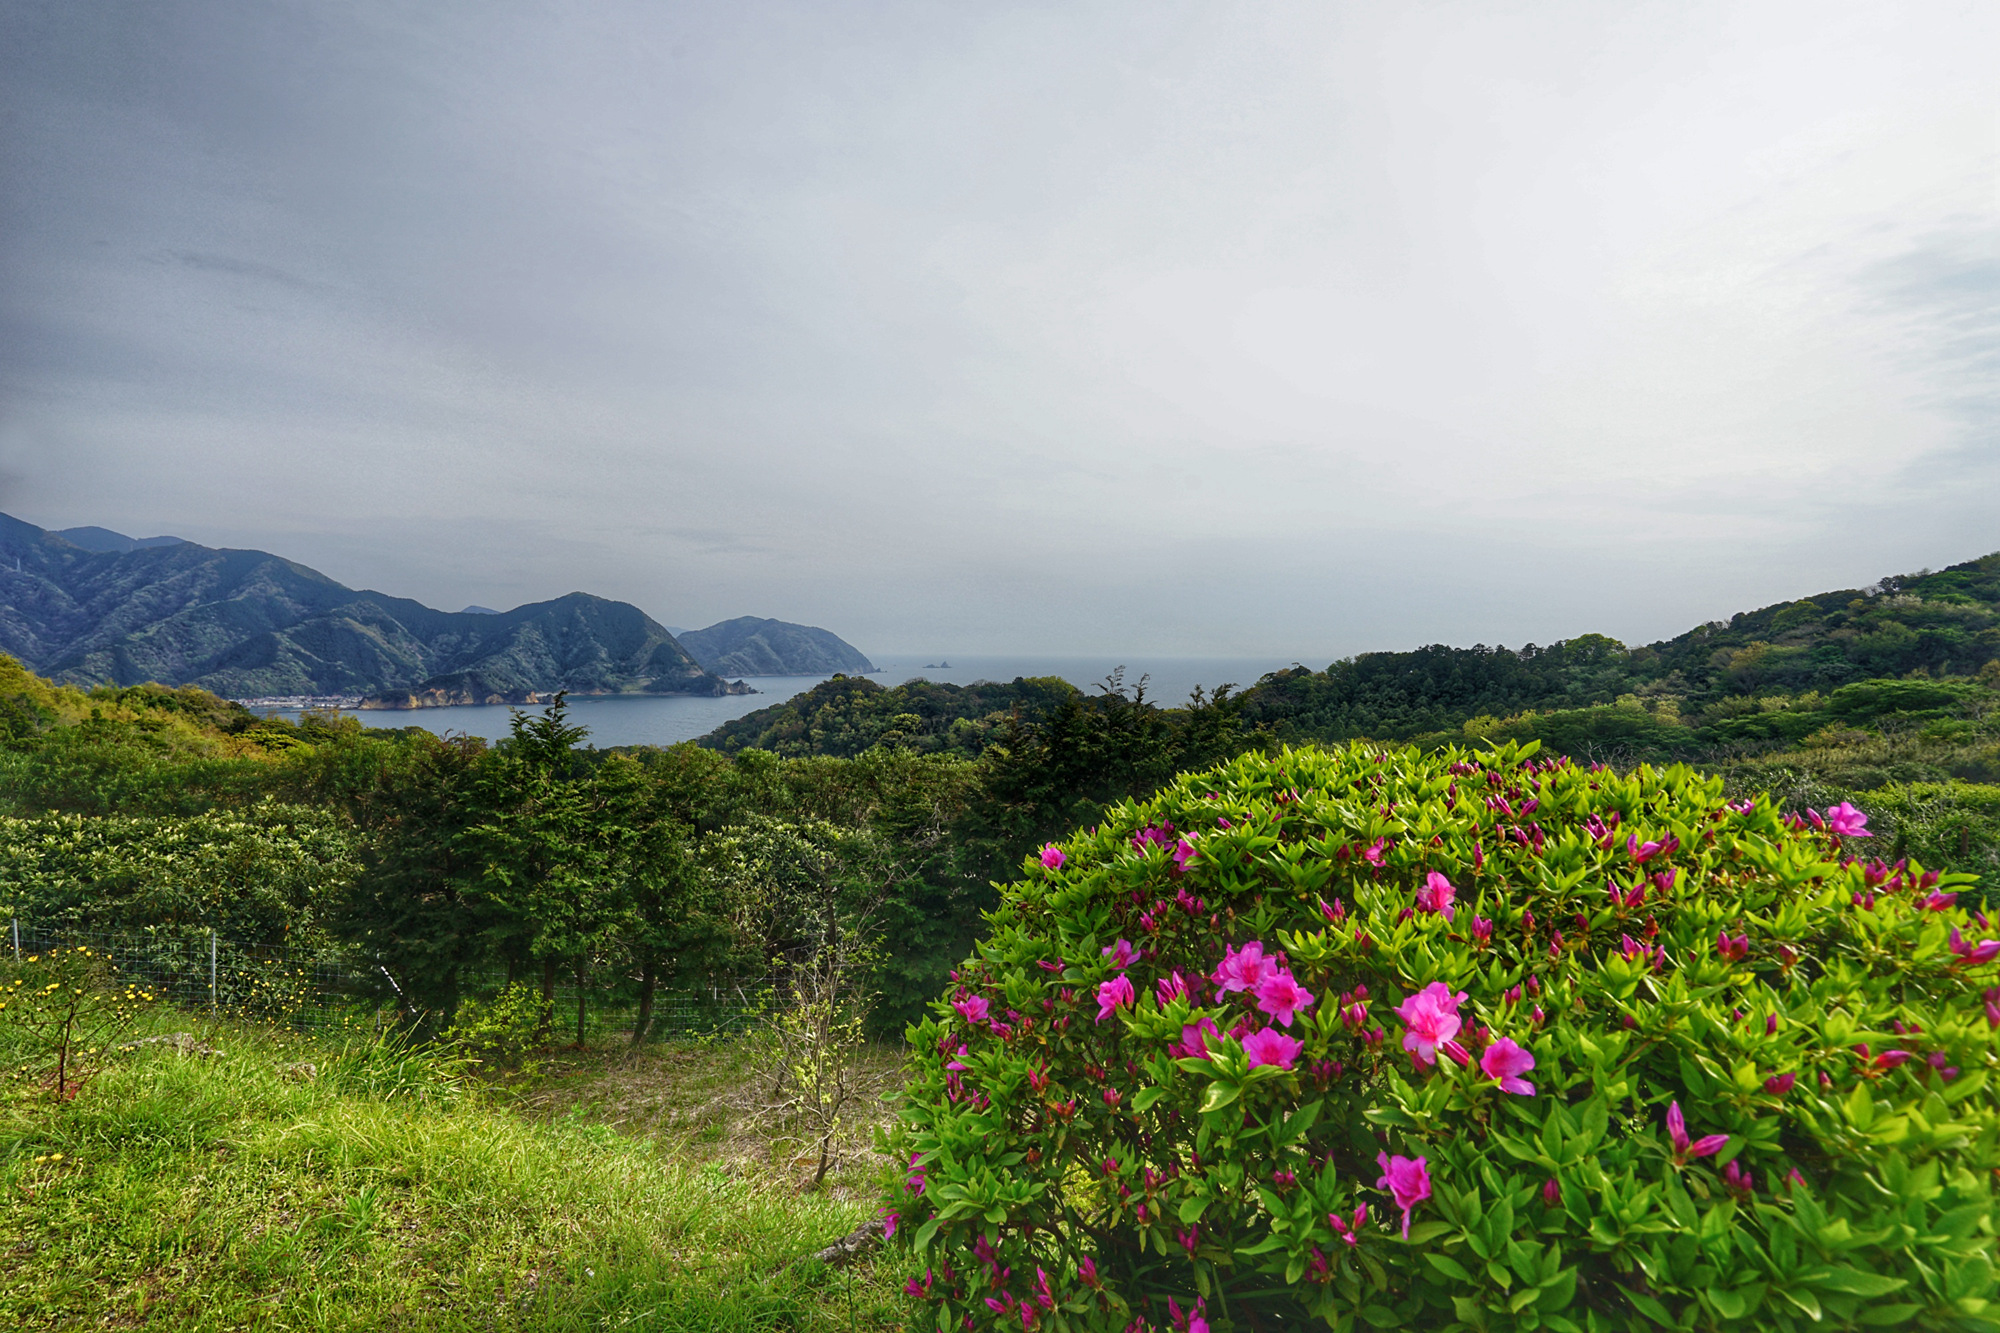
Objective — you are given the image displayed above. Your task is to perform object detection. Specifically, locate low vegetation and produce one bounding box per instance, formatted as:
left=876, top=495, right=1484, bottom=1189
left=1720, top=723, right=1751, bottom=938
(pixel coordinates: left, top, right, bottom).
left=0, top=1006, right=905, bottom=1332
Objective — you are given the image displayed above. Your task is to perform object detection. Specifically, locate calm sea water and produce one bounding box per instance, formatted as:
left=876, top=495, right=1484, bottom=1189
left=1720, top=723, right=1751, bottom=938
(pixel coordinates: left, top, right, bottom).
left=259, top=655, right=1304, bottom=749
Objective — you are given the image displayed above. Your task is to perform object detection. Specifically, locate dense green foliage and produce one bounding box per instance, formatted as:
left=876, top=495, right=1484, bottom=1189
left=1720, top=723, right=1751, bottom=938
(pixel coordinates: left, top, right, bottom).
left=700, top=673, right=1086, bottom=759
left=889, top=742, right=2000, bottom=1332
left=0, top=805, right=356, bottom=943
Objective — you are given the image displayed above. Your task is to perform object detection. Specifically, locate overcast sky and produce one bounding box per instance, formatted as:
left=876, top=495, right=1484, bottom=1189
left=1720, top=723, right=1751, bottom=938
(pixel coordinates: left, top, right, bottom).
left=1, top=1, right=1993, bottom=658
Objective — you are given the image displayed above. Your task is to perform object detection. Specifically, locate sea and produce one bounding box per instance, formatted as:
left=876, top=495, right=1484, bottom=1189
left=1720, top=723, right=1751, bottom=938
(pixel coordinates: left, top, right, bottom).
left=253, top=654, right=1308, bottom=749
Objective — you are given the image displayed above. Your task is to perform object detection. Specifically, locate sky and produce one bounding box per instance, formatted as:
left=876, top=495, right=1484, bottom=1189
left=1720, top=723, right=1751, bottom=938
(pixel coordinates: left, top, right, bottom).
left=1, top=0, right=1994, bottom=659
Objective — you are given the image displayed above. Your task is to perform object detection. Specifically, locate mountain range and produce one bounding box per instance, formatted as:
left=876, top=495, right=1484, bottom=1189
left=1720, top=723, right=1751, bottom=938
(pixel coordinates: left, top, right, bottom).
left=0, top=514, right=872, bottom=705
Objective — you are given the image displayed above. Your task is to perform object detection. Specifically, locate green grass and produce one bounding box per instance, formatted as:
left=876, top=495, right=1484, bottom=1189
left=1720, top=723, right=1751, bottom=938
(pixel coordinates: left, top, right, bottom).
left=0, top=1013, right=908, bottom=1331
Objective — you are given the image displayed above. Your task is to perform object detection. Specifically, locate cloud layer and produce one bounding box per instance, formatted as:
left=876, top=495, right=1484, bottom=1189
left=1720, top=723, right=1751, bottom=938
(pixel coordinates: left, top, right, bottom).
left=2, top=0, right=1993, bottom=657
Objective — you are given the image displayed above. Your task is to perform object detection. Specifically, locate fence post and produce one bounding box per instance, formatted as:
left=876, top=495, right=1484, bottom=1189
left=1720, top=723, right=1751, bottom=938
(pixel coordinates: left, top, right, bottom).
left=210, top=929, right=218, bottom=1012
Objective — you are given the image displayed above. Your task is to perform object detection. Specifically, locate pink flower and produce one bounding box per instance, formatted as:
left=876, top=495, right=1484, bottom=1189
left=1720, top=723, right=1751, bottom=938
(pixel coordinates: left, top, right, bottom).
left=1470, top=916, right=1493, bottom=945
left=1479, top=1038, right=1537, bottom=1095
left=1039, top=844, right=1066, bottom=869
left=953, top=994, right=990, bottom=1025
left=1077, top=1256, right=1101, bottom=1289
left=1415, top=871, right=1456, bottom=921
left=1764, top=1072, right=1796, bottom=1096
left=1395, top=982, right=1466, bottom=1068
left=882, top=1211, right=899, bottom=1239
left=1171, top=1018, right=1220, bottom=1059
left=1665, top=1101, right=1728, bottom=1162
left=1715, top=931, right=1750, bottom=962
left=1215, top=941, right=1276, bottom=994
left=1922, top=891, right=1959, bottom=912
left=1172, top=837, right=1199, bottom=872
left=1253, top=971, right=1316, bottom=1027
left=1326, top=1202, right=1367, bottom=1246
left=1374, top=1153, right=1432, bottom=1239
left=1361, top=838, right=1389, bottom=868
left=1132, top=823, right=1175, bottom=853
left=1721, top=1160, right=1755, bottom=1197
left=1949, top=928, right=2000, bottom=966
left=1242, top=1027, right=1302, bottom=1070
left=1156, top=971, right=1190, bottom=1005
left=1101, top=939, right=1138, bottom=970
left=1824, top=802, right=1871, bottom=838
left=1095, top=974, right=1135, bottom=1022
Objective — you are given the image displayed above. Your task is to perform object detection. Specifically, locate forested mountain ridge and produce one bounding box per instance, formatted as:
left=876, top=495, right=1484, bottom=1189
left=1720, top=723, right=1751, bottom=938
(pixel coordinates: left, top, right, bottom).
left=693, top=550, right=2000, bottom=794
left=673, top=616, right=874, bottom=677
left=1236, top=550, right=2000, bottom=749
left=0, top=513, right=737, bottom=702
left=698, top=673, right=1081, bottom=757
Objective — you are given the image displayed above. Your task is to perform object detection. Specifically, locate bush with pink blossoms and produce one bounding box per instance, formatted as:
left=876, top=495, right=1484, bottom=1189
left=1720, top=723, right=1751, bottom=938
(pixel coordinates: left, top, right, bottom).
left=885, top=742, right=2000, bottom=1333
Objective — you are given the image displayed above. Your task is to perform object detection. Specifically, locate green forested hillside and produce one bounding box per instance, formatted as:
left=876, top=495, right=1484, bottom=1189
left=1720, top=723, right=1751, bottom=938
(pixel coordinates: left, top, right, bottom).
left=697, top=673, right=1081, bottom=757
left=1236, top=551, right=2000, bottom=754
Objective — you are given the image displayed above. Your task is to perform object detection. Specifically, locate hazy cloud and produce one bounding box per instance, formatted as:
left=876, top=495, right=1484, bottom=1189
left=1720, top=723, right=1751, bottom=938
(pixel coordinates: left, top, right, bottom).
left=1, top=0, right=1993, bottom=658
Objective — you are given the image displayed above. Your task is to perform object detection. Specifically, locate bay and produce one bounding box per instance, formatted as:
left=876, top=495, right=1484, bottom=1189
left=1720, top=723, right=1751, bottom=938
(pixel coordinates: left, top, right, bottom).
left=257, top=654, right=1304, bottom=749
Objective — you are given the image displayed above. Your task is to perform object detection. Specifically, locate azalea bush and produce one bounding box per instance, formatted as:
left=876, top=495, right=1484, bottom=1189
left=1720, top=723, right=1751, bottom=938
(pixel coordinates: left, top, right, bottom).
left=884, top=741, right=2000, bottom=1333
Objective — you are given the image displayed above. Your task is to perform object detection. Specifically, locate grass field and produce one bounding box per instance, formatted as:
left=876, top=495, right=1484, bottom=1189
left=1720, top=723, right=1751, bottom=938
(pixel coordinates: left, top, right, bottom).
left=0, top=1010, right=909, bottom=1332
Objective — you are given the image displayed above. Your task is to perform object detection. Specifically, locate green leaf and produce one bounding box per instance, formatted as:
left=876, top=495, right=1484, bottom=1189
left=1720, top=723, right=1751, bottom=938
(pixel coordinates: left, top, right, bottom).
left=1627, top=1292, right=1674, bottom=1327
left=1425, top=1253, right=1475, bottom=1283
left=1200, top=1081, right=1240, bottom=1113
left=1131, top=1086, right=1167, bottom=1112
left=1846, top=1081, right=1875, bottom=1132
left=1856, top=1306, right=1924, bottom=1326
left=1579, top=1096, right=1609, bottom=1152
left=1405, top=1221, right=1454, bottom=1245
left=1814, top=1266, right=1908, bottom=1297
left=1776, top=1286, right=1822, bottom=1320
left=1177, top=1195, right=1210, bottom=1224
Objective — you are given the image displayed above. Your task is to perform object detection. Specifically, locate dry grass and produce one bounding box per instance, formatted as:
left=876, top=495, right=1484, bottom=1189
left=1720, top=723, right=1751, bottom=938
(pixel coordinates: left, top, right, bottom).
left=504, top=1033, right=907, bottom=1201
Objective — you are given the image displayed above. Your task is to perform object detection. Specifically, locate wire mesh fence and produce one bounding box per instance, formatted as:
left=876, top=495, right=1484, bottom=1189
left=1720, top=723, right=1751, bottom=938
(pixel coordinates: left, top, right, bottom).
left=4, top=918, right=767, bottom=1040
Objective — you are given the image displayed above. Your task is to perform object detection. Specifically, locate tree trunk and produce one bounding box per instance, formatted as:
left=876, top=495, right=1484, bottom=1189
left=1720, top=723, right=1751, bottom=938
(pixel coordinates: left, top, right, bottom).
left=539, top=957, right=556, bottom=1038
left=631, top=959, right=657, bottom=1047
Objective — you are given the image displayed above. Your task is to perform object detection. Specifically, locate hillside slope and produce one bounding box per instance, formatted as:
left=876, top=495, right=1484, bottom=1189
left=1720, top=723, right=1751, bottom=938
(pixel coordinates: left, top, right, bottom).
left=674, top=616, right=874, bottom=676
left=0, top=514, right=737, bottom=702
left=1236, top=552, right=2000, bottom=745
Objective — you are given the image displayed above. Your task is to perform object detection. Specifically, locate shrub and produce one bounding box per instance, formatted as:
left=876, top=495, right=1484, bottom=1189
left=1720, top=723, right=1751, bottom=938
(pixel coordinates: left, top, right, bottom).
left=0, top=944, right=158, bottom=1099
left=443, top=982, right=550, bottom=1072
left=885, top=741, right=2000, bottom=1333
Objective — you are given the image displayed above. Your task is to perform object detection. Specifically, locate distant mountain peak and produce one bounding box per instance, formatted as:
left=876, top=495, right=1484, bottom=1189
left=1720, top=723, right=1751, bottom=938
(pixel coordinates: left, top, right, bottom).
left=53, top=526, right=186, bottom=554
left=676, top=616, right=874, bottom=677
left=458, top=605, right=500, bottom=615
